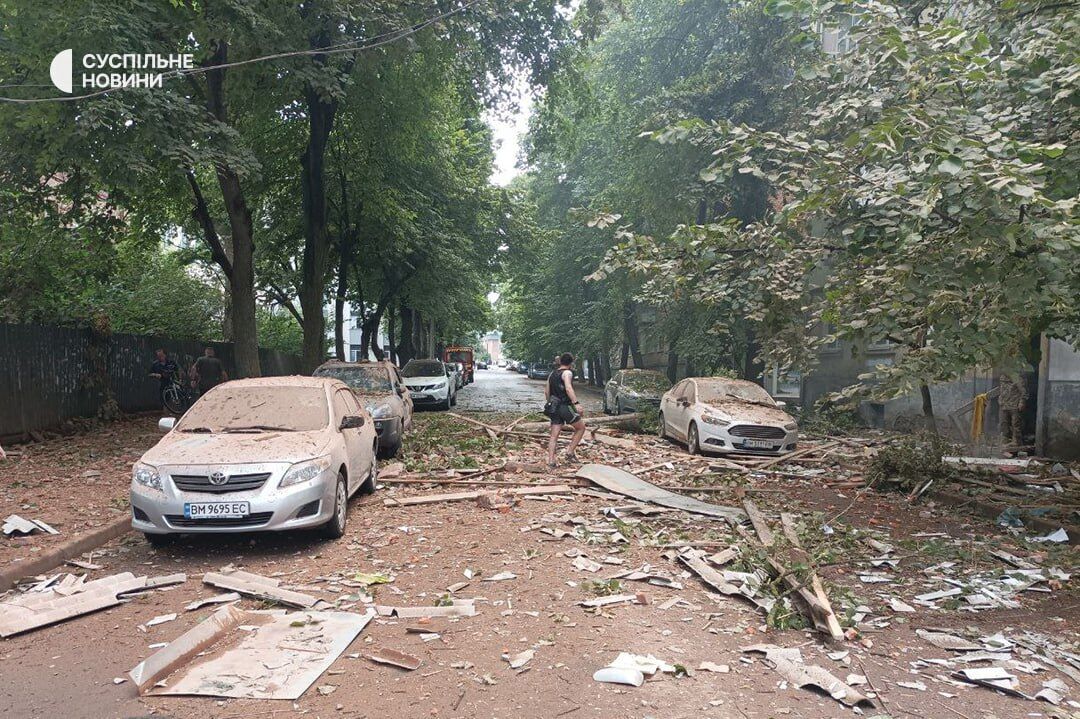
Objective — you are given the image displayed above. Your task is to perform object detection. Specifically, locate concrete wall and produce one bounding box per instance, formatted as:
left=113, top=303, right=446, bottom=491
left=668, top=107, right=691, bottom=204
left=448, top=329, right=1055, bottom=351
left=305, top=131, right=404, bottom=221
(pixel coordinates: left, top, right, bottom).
left=1040, top=339, right=1080, bottom=460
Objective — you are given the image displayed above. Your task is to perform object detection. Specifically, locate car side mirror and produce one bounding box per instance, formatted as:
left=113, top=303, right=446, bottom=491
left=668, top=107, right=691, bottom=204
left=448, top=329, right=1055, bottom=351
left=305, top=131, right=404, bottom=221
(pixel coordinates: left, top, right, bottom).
left=396, top=386, right=405, bottom=396
left=339, top=415, right=365, bottom=430
left=158, top=417, right=176, bottom=433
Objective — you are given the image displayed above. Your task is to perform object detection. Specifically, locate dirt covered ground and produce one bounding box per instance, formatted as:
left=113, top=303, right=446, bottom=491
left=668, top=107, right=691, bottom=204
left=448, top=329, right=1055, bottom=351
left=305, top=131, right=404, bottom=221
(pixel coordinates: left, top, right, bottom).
left=1, top=371, right=1077, bottom=719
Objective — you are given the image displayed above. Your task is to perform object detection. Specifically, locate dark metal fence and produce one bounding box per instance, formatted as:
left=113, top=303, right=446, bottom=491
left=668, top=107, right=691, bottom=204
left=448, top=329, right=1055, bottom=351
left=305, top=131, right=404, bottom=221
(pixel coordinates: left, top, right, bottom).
left=0, top=323, right=304, bottom=439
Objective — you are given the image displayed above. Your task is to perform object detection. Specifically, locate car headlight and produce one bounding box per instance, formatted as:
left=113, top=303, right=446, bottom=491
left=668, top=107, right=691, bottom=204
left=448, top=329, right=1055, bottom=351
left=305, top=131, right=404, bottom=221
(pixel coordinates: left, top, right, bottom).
left=701, top=414, right=730, bottom=427
left=784, top=422, right=798, bottom=431
left=280, top=456, right=332, bottom=488
left=133, top=462, right=162, bottom=491
left=367, top=403, right=394, bottom=419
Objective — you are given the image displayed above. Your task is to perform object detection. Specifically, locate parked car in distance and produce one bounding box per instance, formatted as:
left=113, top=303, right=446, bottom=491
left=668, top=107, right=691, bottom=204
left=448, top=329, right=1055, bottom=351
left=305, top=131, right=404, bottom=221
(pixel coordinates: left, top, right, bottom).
left=507, top=360, right=518, bottom=371
left=496, top=359, right=507, bottom=368
left=131, top=376, right=378, bottom=545
left=476, top=360, right=488, bottom=370
left=604, top=369, right=672, bottom=415
left=658, top=377, right=798, bottom=456
left=401, top=359, right=456, bottom=410
left=527, top=362, right=550, bottom=380
left=516, top=362, right=530, bottom=375
left=313, top=360, right=412, bottom=458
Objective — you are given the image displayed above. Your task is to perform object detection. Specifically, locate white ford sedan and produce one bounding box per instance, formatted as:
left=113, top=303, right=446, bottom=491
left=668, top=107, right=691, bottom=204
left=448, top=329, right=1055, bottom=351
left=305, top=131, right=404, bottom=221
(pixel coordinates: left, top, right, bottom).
left=130, top=376, right=378, bottom=545
left=658, top=377, right=798, bottom=456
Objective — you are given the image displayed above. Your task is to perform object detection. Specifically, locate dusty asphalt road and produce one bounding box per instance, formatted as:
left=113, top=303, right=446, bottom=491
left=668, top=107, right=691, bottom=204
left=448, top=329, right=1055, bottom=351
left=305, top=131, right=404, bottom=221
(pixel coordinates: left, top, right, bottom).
left=0, top=369, right=1076, bottom=719
left=455, top=366, right=603, bottom=414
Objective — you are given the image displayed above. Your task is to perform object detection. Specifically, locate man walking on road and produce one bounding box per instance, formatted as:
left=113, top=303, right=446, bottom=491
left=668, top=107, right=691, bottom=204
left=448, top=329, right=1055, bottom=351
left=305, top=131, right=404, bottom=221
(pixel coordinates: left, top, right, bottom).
left=191, top=347, right=228, bottom=396
left=545, top=352, right=586, bottom=467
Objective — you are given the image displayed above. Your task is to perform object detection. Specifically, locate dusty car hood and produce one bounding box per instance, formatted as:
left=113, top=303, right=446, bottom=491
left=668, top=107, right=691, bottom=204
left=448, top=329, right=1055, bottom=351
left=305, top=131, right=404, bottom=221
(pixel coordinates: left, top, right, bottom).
left=403, top=376, right=445, bottom=386
left=701, top=400, right=794, bottom=426
left=141, top=430, right=332, bottom=467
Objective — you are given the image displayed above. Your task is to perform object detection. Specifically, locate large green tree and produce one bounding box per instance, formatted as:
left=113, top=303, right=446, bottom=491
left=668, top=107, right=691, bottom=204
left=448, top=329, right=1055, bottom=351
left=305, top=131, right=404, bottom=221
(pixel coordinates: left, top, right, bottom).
left=601, top=0, right=1079, bottom=423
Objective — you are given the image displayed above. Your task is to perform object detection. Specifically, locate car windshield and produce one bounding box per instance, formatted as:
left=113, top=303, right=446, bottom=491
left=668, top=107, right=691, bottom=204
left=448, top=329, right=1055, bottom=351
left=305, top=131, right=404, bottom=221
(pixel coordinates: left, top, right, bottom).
left=314, top=365, right=391, bottom=393
left=403, top=361, right=444, bottom=378
left=178, top=386, right=328, bottom=432
left=698, top=380, right=775, bottom=406
left=622, top=370, right=671, bottom=392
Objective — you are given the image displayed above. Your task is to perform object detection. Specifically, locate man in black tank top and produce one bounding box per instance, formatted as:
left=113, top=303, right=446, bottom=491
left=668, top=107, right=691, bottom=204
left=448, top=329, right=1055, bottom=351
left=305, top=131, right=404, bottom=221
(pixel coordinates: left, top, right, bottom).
left=545, top=352, right=586, bottom=467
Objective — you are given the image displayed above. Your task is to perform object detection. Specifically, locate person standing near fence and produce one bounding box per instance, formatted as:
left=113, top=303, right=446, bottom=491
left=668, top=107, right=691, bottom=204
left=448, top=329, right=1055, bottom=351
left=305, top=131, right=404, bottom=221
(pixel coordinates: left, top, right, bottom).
left=191, top=347, right=228, bottom=396
left=999, top=371, right=1027, bottom=447
left=148, top=348, right=179, bottom=407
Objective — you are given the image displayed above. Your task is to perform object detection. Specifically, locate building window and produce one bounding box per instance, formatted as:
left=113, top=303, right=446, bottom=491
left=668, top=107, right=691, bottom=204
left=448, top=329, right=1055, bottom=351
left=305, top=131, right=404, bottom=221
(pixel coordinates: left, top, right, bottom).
left=820, top=323, right=841, bottom=352
left=867, top=338, right=897, bottom=352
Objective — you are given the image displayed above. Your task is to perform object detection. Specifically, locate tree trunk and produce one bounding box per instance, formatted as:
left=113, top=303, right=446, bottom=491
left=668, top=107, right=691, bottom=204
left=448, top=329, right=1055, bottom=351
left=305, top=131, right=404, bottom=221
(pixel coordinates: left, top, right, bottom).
left=197, top=39, right=260, bottom=378
left=298, top=80, right=339, bottom=371
left=666, top=349, right=679, bottom=384
left=398, top=303, right=415, bottom=366
left=742, top=330, right=763, bottom=382
left=624, top=303, right=644, bottom=368
left=368, top=304, right=386, bottom=359
left=620, top=342, right=629, bottom=370
left=920, top=383, right=937, bottom=435
left=334, top=255, right=347, bottom=361
left=387, top=310, right=397, bottom=365
left=602, top=351, right=612, bottom=385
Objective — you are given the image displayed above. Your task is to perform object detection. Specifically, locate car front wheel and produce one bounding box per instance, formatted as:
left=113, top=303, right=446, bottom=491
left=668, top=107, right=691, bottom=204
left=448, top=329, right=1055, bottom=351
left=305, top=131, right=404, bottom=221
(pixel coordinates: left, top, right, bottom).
left=687, top=422, right=701, bottom=455
left=320, top=472, right=348, bottom=539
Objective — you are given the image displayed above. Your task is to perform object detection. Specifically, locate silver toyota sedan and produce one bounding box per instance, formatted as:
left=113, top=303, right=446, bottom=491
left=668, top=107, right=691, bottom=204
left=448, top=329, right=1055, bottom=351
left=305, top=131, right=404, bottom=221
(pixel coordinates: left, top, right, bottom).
left=130, top=376, right=378, bottom=545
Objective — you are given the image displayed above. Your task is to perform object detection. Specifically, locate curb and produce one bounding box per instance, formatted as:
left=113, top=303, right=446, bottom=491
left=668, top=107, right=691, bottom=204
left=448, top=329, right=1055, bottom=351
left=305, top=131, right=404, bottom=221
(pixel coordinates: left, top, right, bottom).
left=0, top=515, right=132, bottom=592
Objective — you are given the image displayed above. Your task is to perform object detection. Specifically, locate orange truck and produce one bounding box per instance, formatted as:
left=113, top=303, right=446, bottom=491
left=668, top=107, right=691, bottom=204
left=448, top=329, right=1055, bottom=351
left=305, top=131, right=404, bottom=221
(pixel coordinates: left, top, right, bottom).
left=444, top=346, right=475, bottom=384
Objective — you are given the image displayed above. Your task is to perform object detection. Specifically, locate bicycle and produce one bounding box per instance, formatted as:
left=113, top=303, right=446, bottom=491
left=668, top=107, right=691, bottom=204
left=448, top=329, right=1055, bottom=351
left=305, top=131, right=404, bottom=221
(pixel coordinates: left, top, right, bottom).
left=159, top=373, right=191, bottom=415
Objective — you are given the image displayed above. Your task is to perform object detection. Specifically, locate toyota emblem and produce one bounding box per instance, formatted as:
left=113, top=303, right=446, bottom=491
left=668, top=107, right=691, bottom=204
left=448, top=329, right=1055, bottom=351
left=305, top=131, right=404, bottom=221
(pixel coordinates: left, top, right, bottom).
left=209, top=471, right=228, bottom=486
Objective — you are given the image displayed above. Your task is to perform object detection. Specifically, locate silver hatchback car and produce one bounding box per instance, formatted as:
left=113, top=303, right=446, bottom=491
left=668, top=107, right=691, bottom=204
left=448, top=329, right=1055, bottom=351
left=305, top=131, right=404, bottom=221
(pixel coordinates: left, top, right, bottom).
left=130, top=376, right=378, bottom=545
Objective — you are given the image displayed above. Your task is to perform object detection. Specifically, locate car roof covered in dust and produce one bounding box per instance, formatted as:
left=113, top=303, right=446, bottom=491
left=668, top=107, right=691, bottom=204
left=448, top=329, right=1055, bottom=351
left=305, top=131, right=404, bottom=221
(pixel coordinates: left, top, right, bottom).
left=221, top=375, right=345, bottom=390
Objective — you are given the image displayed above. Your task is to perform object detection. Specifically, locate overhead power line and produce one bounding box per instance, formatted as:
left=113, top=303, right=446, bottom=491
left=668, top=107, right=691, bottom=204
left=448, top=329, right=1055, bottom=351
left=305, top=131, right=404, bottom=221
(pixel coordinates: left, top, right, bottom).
left=0, top=0, right=485, bottom=104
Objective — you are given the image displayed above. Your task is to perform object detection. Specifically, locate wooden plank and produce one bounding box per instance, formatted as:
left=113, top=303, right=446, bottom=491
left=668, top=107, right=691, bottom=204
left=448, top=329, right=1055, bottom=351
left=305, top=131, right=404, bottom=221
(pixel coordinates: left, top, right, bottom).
left=738, top=500, right=843, bottom=642
left=741, top=499, right=775, bottom=547
left=779, top=512, right=845, bottom=641
left=755, top=441, right=841, bottom=471
left=382, top=484, right=573, bottom=507
left=202, top=572, right=318, bottom=609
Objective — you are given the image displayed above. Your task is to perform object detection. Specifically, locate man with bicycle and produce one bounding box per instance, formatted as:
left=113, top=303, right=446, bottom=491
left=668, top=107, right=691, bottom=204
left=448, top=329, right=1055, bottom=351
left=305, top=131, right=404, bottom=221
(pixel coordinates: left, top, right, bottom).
left=149, top=348, right=180, bottom=409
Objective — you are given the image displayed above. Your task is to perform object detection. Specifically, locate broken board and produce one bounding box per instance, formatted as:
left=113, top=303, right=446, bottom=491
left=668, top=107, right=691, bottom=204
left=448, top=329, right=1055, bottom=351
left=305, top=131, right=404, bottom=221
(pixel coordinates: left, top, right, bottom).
left=383, top=484, right=572, bottom=507
left=130, top=606, right=373, bottom=699
left=0, top=572, right=148, bottom=637
left=575, top=464, right=742, bottom=521
left=203, top=570, right=318, bottom=609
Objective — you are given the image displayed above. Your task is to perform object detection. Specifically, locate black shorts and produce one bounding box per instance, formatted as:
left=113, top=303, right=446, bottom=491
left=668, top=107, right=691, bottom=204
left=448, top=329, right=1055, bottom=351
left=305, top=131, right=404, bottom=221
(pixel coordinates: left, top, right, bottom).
left=550, top=403, right=581, bottom=426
